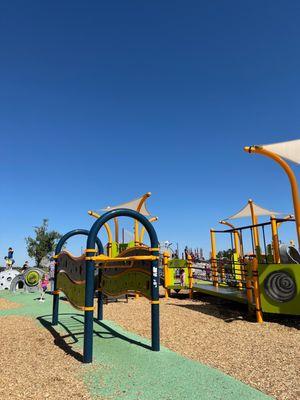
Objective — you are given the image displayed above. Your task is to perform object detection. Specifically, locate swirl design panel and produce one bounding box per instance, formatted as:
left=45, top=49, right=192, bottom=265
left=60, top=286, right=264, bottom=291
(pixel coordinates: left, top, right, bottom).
left=264, top=271, right=296, bottom=302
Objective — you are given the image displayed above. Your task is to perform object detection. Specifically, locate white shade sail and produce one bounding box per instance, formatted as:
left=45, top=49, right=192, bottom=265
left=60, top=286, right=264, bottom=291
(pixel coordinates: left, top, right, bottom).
left=101, top=194, right=151, bottom=216
left=260, top=139, right=300, bottom=165
left=225, top=201, right=281, bottom=220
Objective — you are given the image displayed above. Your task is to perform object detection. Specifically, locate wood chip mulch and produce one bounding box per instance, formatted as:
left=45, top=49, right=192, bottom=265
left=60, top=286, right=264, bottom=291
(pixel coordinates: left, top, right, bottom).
left=0, top=294, right=298, bottom=400
left=0, top=315, right=95, bottom=400
left=100, top=294, right=300, bottom=400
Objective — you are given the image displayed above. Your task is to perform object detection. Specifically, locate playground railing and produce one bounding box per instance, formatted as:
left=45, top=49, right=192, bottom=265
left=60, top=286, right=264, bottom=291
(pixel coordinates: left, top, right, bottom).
left=192, top=259, right=248, bottom=289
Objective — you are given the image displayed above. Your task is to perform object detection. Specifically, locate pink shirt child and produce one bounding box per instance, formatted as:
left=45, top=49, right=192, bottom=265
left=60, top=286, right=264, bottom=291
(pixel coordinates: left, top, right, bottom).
left=41, top=275, right=49, bottom=291
left=180, top=269, right=185, bottom=286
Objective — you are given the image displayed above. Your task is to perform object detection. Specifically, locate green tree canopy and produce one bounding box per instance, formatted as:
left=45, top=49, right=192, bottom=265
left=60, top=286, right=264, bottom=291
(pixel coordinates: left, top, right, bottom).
left=25, top=219, right=62, bottom=267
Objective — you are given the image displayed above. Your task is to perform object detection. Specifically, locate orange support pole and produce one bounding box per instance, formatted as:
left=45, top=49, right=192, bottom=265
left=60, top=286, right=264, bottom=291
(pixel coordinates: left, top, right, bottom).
left=251, top=257, right=263, bottom=323
left=210, top=229, right=218, bottom=287
left=270, top=216, right=280, bottom=264
left=248, top=199, right=260, bottom=251
left=187, top=255, right=193, bottom=299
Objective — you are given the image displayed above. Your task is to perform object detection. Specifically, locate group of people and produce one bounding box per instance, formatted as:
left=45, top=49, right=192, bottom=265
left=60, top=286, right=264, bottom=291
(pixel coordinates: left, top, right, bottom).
left=183, top=246, right=205, bottom=262
left=3, top=246, right=56, bottom=302
left=3, top=247, right=30, bottom=271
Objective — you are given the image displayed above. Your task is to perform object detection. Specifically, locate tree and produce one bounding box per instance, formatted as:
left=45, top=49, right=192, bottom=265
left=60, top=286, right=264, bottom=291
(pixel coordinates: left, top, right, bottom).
left=25, top=219, right=62, bottom=267
left=216, top=249, right=233, bottom=260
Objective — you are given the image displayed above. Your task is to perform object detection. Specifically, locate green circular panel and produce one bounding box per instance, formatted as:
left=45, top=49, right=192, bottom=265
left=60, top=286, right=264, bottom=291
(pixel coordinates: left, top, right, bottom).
left=25, top=271, right=40, bottom=287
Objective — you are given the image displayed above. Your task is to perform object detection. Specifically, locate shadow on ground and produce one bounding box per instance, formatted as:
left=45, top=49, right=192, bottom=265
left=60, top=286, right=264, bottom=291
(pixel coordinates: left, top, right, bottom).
left=37, top=312, right=151, bottom=361
left=166, top=293, right=300, bottom=328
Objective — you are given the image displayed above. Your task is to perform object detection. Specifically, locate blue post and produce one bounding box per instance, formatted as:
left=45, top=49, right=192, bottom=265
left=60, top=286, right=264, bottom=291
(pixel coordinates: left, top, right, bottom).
left=151, top=251, right=160, bottom=351
left=83, top=252, right=96, bottom=363
left=52, top=257, right=59, bottom=325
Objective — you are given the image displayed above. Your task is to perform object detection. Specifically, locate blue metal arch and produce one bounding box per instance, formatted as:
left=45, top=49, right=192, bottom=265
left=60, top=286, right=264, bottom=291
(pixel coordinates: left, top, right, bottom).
left=55, top=228, right=103, bottom=255
left=83, top=208, right=160, bottom=363
left=52, top=229, right=103, bottom=329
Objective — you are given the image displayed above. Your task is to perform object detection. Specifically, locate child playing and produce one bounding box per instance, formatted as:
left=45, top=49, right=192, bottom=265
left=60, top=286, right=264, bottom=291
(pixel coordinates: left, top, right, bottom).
left=8, top=247, right=14, bottom=259
left=4, top=256, right=13, bottom=269
left=179, top=268, right=185, bottom=287
left=7, top=248, right=15, bottom=267
left=39, top=274, right=49, bottom=302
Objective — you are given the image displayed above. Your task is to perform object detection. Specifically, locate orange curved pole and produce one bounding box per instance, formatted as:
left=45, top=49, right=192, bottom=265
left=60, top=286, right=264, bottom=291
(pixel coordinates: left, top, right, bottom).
left=114, top=217, right=119, bottom=243
left=245, top=146, right=300, bottom=249
left=134, top=192, right=151, bottom=245
left=88, top=210, right=113, bottom=257
left=219, top=220, right=241, bottom=256
left=248, top=199, right=260, bottom=250
left=139, top=217, right=158, bottom=244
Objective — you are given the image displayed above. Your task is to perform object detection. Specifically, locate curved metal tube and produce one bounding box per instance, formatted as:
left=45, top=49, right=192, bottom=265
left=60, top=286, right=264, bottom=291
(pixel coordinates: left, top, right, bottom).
left=219, top=220, right=242, bottom=256
left=88, top=211, right=113, bottom=256
left=134, top=192, right=151, bottom=245
left=245, top=145, right=300, bottom=249
left=55, top=228, right=103, bottom=255
left=139, top=216, right=158, bottom=244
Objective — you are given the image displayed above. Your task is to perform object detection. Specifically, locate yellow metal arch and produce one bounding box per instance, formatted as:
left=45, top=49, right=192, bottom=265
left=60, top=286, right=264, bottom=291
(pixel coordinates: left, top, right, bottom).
left=88, top=210, right=113, bottom=257
left=139, top=217, right=158, bottom=244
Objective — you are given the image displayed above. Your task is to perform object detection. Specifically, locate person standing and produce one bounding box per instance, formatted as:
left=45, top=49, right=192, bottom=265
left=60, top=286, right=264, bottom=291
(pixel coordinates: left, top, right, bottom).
left=21, top=261, right=29, bottom=272
left=8, top=247, right=14, bottom=259
left=179, top=268, right=186, bottom=287
left=39, top=274, right=49, bottom=302
left=49, top=258, right=55, bottom=292
left=184, top=246, right=189, bottom=260
left=7, top=247, right=15, bottom=267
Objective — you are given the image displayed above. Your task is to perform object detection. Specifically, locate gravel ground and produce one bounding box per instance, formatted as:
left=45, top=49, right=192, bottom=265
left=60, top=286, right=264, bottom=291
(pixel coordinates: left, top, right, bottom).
left=100, top=293, right=300, bottom=400
left=0, top=313, right=94, bottom=400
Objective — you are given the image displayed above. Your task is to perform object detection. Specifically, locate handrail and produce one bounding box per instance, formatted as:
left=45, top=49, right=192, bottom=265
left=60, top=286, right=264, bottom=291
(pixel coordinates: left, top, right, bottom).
left=88, top=255, right=158, bottom=262
left=214, top=218, right=295, bottom=233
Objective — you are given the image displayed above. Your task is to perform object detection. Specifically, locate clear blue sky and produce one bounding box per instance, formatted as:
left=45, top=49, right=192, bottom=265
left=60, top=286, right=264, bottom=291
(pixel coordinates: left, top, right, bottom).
left=1, top=1, right=300, bottom=265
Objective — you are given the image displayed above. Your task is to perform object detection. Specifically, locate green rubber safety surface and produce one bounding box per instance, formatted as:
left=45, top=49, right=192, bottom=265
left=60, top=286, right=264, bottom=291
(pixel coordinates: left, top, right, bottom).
left=0, top=291, right=272, bottom=400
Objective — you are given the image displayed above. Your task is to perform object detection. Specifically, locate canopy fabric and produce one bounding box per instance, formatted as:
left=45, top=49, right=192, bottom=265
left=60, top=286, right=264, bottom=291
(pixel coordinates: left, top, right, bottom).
left=225, top=201, right=281, bottom=220
left=260, top=139, right=300, bottom=165
left=101, top=194, right=151, bottom=216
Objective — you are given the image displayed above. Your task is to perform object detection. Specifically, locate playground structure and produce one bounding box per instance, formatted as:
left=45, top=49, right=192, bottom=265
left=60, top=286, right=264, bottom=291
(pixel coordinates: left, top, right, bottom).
left=163, top=214, right=300, bottom=322
left=164, top=140, right=300, bottom=322
left=87, top=192, right=158, bottom=257
left=0, top=267, right=44, bottom=292
left=52, top=206, right=160, bottom=364
left=244, top=141, right=300, bottom=249
left=49, top=139, right=300, bottom=366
